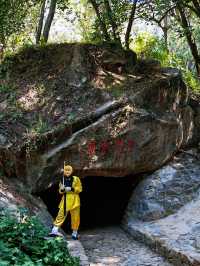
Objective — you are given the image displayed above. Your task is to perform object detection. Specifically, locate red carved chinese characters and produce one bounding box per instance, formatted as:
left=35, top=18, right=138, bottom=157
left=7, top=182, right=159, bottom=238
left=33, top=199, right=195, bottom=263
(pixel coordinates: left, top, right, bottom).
left=87, top=140, right=96, bottom=158
left=100, top=141, right=110, bottom=156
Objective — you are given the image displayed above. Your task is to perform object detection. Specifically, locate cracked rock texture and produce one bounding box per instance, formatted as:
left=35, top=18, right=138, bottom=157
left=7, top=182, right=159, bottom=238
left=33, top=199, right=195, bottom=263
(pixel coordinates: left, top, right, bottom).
left=123, top=149, right=200, bottom=265
left=125, top=149, right=200, bottom=221
left=81, top=226, right=172, bottom=266
left=0, top=44, right=196, bottom=193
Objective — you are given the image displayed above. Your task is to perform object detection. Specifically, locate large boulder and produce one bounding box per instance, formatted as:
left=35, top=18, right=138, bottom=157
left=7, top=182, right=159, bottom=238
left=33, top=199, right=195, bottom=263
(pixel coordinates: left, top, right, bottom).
left=0, top=43, right=196, bottom=193
left=0, top=175, right=52, bottom=227
left=25, top=69, right=195, bottom=192
left=124, top=148, right=200, bottom=222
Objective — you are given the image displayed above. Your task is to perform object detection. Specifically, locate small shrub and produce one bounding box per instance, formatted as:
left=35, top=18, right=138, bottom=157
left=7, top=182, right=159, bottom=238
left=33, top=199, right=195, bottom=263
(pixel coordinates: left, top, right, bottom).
left=31, top=116, right=49, bottom=134
left=0, top=209, right=80, bottom=265
left=0, top=56, right=14, bottom=79
left=0, top=83, right=14, bottom=94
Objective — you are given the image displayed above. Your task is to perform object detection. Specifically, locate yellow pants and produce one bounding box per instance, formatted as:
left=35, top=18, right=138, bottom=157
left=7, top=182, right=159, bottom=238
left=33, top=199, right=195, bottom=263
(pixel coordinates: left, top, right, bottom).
left=53, top=206, right=80, bottom=231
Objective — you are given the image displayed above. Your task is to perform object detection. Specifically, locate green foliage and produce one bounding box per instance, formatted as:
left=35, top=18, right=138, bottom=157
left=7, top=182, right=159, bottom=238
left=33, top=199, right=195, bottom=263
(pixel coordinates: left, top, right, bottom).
left=0, top=209, right=80, bottom=266
left=184, top=71, right=200, bottom=93
left=57, top=0, right=70, bottom=11
left=98, top=0, right=129, bottom=36
left=67, top=113, right=76, bottom=123
left=0, top=82, right=24, bottom=122
left=6, top=31, right=34, bottom=55
left=0, top=55, right=13, bottom=78
left=132, top=32, right=169, bottom=65
left=0, top=0, right=35, bottom=46
left=132, top=32, right=200, bottom=92
left=132, top=32, right=158, bottom=57
left=70, top=0, right=98, bottom=43
left=33, top=117, right=49, bottom=134
left=81, top=0, right=132, bottom=44
left=0, top=83, right=14, bottom=94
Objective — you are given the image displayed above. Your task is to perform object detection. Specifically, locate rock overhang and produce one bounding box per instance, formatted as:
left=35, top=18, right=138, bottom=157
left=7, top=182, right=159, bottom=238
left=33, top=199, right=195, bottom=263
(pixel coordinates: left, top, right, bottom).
left=0, top=43, right=196, bottom=193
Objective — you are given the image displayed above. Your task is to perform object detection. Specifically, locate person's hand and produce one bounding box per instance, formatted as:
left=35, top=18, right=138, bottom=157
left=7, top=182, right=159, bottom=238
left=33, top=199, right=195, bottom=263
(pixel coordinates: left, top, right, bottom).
left=60, top=185, right=65, bottom=192
left=65, top=186, right=71, bottom=192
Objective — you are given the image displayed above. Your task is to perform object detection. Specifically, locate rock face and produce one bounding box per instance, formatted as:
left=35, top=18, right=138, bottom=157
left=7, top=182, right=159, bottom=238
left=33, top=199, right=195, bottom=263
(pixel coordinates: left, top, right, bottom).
left=26, top=80, right=194, bottom=192
left=0, top=43, right=197, bottom=193
left=0, top=175, right=52, bottom=227
left=26, top=69, right=195, bottom=192
left=123, top=149, right=200, bottom=266
left=124, top=196, right=200, bottom=266
left=0, top=42, right=200, bottom=266
left=188, top=96, right=200, bottom=145
left=124, top=149, right=200, bottom=221
left=81, top=226, right=172, bottom=266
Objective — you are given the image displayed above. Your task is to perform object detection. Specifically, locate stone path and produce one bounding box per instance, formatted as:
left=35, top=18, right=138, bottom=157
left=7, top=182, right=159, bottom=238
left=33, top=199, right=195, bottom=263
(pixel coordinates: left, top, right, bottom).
left=67, top=236, right=89, bottom=266
left=80, top=226, right=172, bottom=266
left=123, top=193, right=200, bottom=266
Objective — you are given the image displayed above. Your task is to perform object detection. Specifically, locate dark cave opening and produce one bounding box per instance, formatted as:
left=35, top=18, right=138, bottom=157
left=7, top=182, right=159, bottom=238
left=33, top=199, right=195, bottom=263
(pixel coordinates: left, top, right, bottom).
left=40, top=175, right=140, bottom=232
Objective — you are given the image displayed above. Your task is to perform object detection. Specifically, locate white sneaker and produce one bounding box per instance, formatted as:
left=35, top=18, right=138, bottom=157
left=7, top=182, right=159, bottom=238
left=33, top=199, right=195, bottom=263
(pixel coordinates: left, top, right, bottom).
left=49, top=226, right=63, bottom=237
left=51, top=226, right=58, bottom=234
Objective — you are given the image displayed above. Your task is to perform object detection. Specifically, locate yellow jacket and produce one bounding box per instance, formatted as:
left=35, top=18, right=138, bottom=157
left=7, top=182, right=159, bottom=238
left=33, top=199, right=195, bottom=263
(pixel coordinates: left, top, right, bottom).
left=58, top=176, right=82, bottom=211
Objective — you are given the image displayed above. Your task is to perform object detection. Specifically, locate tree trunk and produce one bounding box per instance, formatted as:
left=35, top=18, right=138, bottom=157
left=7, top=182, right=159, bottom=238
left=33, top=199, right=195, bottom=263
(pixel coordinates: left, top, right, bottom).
left=162, top=26, right=168, bottom=51
left=42, top=0, right=57, bottom=43
left=103, top=0, right=121, bottom=44
left=36, top=0, right=46, bottom=44
left=125, top=0, right=137, bottom=50
left=162, top=16, right=169, bottom=51
left=0, top=44, right=4, bottom=62
left=177, top=3, right=200, bottom=76
left=89, top=0, right=110, bottom=41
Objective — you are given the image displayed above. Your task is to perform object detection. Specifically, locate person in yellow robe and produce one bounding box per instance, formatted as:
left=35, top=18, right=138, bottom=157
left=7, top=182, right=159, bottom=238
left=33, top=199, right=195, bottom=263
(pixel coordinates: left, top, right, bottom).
left=50, top=164, right=82, bottom=240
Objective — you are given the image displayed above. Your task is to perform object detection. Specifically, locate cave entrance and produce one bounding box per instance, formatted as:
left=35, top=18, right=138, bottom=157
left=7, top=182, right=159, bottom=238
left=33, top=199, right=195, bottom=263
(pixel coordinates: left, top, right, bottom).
left=40, top=175, right=140, bottom=232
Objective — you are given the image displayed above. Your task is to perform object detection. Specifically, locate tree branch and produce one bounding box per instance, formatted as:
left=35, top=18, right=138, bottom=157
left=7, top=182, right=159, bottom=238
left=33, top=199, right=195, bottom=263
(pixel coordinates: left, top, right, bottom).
left=89, top=0, right=111, bottom=41
left=125, top=0, right=137, bottom=49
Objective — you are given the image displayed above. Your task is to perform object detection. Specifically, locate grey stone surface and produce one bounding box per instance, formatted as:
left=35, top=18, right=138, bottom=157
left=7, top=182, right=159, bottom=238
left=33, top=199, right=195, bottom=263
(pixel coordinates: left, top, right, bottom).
left=188, top=96, right=200, bottom=145
left=66, top=236, right=89, bottom=266
left=81, top=226, right=172, bottom=266
left=0, top=176, right=50, bottom=219
left=0, top=134, right=7, bottom=145
left=123, top=149, right=200, bottom=266
left=123, top=193, right=200, bottom=266
left=125, top=149, right=200, bottom=221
